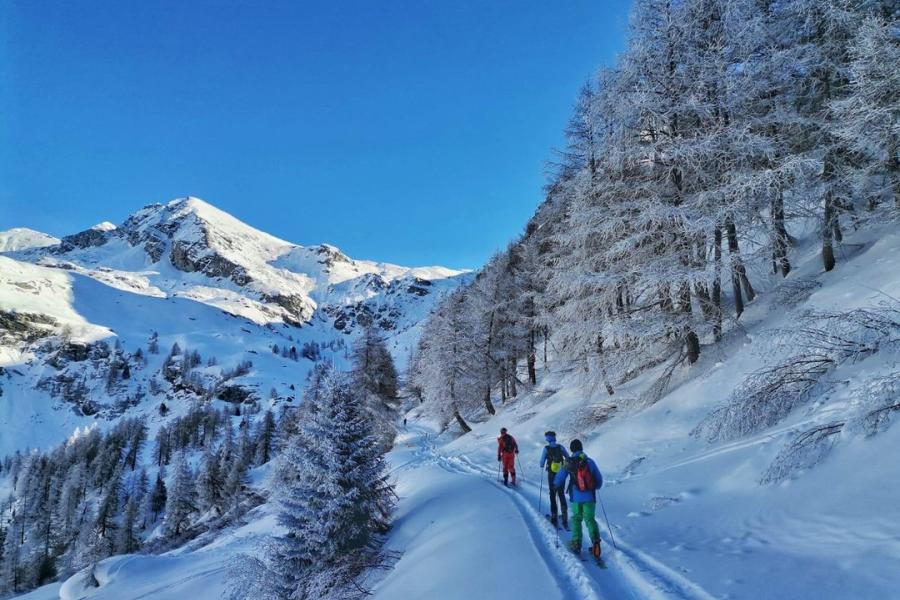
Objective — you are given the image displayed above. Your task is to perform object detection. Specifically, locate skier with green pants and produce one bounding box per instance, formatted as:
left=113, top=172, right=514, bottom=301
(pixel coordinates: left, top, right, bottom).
left=553, top=438, right=604, bottom=560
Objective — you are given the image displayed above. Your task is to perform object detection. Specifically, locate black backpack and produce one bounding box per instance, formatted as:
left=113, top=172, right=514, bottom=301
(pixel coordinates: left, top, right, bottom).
left=546, top=445, right=564, bottom=471
left=501, top=434, right=515, bottom=452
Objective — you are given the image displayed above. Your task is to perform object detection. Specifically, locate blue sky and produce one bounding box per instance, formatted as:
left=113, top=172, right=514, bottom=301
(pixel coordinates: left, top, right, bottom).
left=1, top=0, right=631, bottom=268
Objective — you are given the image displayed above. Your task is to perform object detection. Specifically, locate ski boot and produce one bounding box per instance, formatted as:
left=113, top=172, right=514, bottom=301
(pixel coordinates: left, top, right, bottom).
left=549, top=514, right=558, bottom=528
left=568, top=540, right=581, bottom=557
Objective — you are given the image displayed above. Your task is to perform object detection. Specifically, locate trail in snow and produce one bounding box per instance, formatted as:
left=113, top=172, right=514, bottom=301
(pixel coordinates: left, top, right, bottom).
left=439, top=449, right=714, bottom=600
left=373, top=425, right=715, bottom=600
left=372, top=427, right=597, bottom=600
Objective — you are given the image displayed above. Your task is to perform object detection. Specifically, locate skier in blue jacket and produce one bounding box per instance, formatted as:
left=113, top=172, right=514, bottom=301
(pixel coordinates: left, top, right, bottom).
left=539, top=431, right=570, bottom=528
left=554, top=439, right=604, bottom=559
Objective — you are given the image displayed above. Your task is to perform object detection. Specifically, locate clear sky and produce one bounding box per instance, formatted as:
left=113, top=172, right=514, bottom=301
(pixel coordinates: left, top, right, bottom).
left=1, top=0, right=631, bottom=269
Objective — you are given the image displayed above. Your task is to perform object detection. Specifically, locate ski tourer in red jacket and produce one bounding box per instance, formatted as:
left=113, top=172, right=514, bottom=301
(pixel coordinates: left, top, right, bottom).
left=497, top=428, right=519, bottom=486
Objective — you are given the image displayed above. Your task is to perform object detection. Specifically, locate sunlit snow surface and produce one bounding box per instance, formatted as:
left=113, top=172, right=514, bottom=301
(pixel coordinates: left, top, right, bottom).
left=6, top=209, right=900, bottom=600
left=0, top=197, right=469, bottom=456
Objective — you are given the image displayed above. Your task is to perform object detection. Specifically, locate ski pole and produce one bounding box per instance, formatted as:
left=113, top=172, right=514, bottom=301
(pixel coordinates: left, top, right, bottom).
left=496, top=461, right=502, bottom=483
left=538, top=470, right=544, bottom=514
left=598, top=495, right=618, bottom=550
left=516, top=454, right=525, bottom=483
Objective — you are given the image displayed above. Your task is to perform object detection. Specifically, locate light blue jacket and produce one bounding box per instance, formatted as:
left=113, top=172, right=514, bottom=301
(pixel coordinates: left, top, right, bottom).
left=554, top=451, right=603, bottom=503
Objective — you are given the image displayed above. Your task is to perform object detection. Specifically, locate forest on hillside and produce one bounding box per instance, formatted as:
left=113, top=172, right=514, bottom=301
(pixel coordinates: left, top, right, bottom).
left=410, top=0, right=899, bottom=431
left=0, top=330, right=399, bottom=599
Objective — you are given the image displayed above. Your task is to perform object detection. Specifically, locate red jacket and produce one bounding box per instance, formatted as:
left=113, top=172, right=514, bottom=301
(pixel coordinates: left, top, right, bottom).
left=497, top=433, right=518, bottom=459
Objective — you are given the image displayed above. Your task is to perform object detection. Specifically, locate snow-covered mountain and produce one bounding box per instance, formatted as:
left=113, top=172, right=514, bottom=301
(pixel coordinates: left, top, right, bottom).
left=8, top=197, right=464, bottom=329
left=0, top=197, right=469, bottom=456
left=0, top=228, right=60, bottom=253
left=16, top=224, right=898, bottom=600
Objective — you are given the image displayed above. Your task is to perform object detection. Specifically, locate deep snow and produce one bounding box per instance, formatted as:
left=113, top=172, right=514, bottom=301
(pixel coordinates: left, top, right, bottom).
left=5, top=214, right=900, bottom=600
left=389, top=226, right=900, bottom=599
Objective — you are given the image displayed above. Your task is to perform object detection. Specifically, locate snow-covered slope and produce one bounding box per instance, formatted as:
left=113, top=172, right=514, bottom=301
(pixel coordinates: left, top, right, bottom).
left=0, top=228, right=60, bottom=252
left=388, top=226, right=900, bottom=600
left=0, top=197, right=468, bottom=456
left=11, top=223, right=898, bottom=600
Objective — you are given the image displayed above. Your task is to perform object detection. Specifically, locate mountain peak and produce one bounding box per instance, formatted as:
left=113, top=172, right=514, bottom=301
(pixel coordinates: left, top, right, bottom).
left=166, top=196, right=228, bottom=221
left=0, top=227, right=61, bottom=252
left=126, top=197, right=293, bottom=250
left=90, top=221, right=117, bottom=232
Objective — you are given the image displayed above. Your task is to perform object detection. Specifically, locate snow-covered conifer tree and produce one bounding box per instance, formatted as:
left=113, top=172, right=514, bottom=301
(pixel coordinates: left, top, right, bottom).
left=163, top=454, right=196, bottom=537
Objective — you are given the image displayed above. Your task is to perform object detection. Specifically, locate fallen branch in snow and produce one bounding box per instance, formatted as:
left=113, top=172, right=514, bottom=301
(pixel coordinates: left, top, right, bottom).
left=694, top=303, right=900, bottom=443
left=855, top=375, right=900, bottom=437
left=762, top=371, right=900, bottom=484
left=696, top=354, right=836, bottom=442
left=761, top=421, right=845, bottom=484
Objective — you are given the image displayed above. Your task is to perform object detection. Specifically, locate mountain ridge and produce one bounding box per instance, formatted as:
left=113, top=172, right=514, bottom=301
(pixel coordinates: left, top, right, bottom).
left=3, top=196, right=468, bottom=329
left=0, top=197, right=469, bottom=457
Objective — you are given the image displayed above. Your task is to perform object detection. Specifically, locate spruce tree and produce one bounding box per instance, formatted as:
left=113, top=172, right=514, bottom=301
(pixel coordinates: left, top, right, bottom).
left=163, top=454, right=196, bottom=537
left=253, top=410, right=276, bottom=466
left=262, top=365, right=394, bottom=599
left=196, top=445, right=224, bottom=514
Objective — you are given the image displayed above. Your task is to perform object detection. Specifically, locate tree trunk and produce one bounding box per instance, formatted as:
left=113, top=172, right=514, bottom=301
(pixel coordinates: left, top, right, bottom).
left=772, top=192, right=791, bottom=276
left=680, top=277, right=699, bottom=363
left=685, top=330, right=700, bottom=364
left=500, top=365, right=507, bottom=403
left=712, top=227, right=723, bottom=341
left=483, top=387, right=495, bottom=415
left=695, top=281, right=711, bottom=319
left=603, top=377, right=615, bottom=396
left=678, top=282, right=692, bottom=315
left=659, top=284, right=674, bottom=313
left=890, top=152, right=900, bottom=209
left=543, top=326, right=548, bottom=366
left=823, top=190, right=836, bottom=272
left=596, top=335, right=615, bottom=395
left=822, top=153, right=837, bottom=271
left=454, top=409, right=472, bottom=433
left=692, top=234, right=712, bottom=320
left=725, top=218, right=746, bottom=317
left=527, top=329, right=537, bottom=385
left=726, top=217, right=755, bottom=302
left=509, top=358, right=517, bottom=398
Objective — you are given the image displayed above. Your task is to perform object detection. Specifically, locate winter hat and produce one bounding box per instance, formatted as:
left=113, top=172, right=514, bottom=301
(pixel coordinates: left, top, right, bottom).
left=500, top=427, right=508, bottom=434
left=544, top=431, right=557, bottom=442
left=569, top=439, right=583, bottom=453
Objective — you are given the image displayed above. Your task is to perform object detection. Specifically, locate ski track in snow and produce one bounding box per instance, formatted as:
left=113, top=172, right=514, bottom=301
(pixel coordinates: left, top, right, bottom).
left=397, top=426, right=716, bottom=600
left=125, top=567, right=228, bottom=600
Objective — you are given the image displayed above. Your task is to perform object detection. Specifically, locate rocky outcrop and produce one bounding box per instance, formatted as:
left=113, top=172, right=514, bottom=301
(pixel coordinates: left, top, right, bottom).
left=57, top=227, right=113, bottom=252
left=260, top=293, right=315, bottom=326
left=0, top=310, right=56, bottom=343
left=216, top=384, right=254, bottom=404
left=313, top=244, right=351, bottom=269
left=126, top=228, right=167, bottom=262
left=170, top=239, right=252, bottom=285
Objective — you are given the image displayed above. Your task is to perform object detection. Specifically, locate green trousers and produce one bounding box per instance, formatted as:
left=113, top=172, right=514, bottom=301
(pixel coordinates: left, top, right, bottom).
left=570, top=501, right=600, bottom=547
